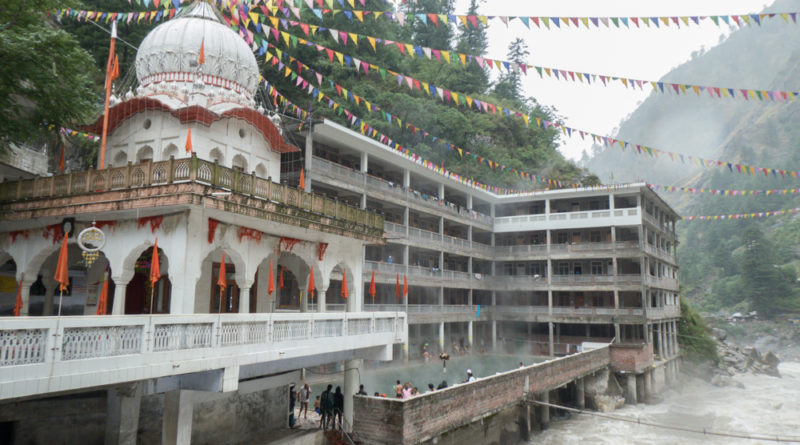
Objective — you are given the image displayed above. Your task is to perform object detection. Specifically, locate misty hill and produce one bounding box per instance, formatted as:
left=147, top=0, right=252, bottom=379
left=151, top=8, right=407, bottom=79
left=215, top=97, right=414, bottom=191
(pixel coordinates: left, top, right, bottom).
left=585, top=0, right=800, bottom=186
left=585, top=0, right=800, bottom=315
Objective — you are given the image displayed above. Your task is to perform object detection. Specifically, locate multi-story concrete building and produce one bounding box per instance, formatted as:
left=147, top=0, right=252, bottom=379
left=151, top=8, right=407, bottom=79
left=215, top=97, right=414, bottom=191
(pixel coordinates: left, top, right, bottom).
left=296, top=119, right=681, bottom=369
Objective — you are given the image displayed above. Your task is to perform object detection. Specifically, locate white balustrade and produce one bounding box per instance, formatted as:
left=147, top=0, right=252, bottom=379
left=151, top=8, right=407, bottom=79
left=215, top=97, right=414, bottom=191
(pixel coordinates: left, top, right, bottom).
left=153, top=323, right=212, bottom=352
left=313, top=319, right=344, bottom=338
left=0, top=329, right=47, bottom=366
left=347, top=318, right=371, bottom=336
left=62, top=325, right=142, bottom=361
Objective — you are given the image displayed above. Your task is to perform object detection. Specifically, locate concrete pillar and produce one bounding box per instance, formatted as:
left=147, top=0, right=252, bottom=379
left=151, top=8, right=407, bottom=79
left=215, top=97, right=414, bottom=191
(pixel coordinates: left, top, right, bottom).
left=518, top=403, right=531, bottom=442
left=491, top=320, right=497, bottom=351
left=303, top=128, right=313, bottom=191
left=111, top=276, right=129, bottom=315
left=657, top=322, right=664, bottom=359
left=300, top=287, right=308, bottom=313
left=360, top=152, right=368, bottom=173
left=360, top=193, right=367, bottom=210
left=466, top=194, right=473, bottom=211
left=43, top=275, right=56, bottom=316
left=624, top=374, right=637, bottom=405
left=343, top=359, right=361, bottom=432
left=162, top=390, right=193, bottom=445
left=438, top=322, right=446, bottom=353
left=317, top=289, right=326, bottom=313
left=438, top=183, right=445, bottom=201
left=403, top=169, right=410, bottom=189
left=576, top=378, right=585, bottom=410
left=105, top=384, right=142, bottom=445
left=643, top=370, right=654, bottom=404
left=17, top=277, right=34, bottom=316
left=636, top=374, right=645, bottom=404
left=539, top=392, right=550, bottom=430
left=548, top=322, right=554, bottom=357
left=238, top=287, right=250, bottom=313
left=468, top=321, right=473, bottom=352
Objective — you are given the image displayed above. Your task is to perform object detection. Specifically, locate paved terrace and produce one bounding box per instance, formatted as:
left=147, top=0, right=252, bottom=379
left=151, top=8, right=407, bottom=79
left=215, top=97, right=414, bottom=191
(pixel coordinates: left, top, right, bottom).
left=0, top=312, right=406, bottom=401
left=353, top=346, right=610, bottom=445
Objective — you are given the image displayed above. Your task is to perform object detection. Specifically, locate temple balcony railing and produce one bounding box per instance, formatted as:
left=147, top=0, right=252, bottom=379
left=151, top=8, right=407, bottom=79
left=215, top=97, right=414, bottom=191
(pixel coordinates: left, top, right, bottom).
left=312, top=156, right=493, bottom=227
left=0, top=155, right=384, bottom=239
left=0, top=311, right=406, bottom=401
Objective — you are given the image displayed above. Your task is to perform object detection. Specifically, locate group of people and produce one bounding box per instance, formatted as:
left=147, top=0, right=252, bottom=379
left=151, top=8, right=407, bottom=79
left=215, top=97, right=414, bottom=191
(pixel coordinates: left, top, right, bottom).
left=390, top=369, right=477, bottom=400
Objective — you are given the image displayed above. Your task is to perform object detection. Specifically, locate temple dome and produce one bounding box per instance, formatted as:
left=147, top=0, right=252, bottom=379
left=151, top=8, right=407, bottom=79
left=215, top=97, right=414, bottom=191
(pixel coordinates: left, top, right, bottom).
left=135, top=1, right=259, bottom=108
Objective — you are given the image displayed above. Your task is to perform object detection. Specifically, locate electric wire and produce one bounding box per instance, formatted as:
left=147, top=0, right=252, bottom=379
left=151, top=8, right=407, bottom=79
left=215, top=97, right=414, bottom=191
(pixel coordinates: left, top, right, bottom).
left=527, top=400, right=800, bottom=443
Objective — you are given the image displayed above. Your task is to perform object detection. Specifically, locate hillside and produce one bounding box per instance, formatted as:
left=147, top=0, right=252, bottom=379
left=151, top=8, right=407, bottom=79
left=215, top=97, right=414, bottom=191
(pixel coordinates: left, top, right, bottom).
left=586, top=0, right=800, bottom=316
left=585, top=0, right=800, bottom=186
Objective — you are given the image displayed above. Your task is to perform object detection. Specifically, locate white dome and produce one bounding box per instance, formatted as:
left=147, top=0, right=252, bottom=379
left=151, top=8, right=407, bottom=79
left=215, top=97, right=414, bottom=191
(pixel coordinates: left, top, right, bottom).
left=135, top=2, right=259, bottom=105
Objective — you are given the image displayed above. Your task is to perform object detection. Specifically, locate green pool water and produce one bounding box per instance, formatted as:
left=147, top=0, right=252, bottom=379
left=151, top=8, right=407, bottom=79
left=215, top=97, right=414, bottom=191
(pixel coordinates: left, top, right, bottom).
left=305, top=354, right=546, bottom=400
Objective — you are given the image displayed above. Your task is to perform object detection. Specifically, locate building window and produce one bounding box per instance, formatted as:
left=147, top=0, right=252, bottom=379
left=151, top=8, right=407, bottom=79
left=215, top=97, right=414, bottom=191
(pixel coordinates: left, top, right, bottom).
left=557, top=232, right=569, bottom=244
left=558, top=262, right=569, bottom=275
left=591, top=261, right=603, bottom=275
left=573, top=263, right=582, bottom=275
left=590, top=231, right=601, bottom=242
left=592, top=294, right=604, bottom=307
left=504, top=263, right=513, bottom=276
left=530, top=263, right=541, bottom=276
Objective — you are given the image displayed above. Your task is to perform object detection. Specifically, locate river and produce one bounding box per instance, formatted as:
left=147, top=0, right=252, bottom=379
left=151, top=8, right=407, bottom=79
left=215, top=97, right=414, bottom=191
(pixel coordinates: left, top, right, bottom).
left=535, top=362, right=800, bottom=444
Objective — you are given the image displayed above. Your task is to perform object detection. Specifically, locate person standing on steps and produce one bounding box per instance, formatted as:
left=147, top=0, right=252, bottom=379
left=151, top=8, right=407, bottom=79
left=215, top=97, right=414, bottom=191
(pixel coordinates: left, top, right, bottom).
left=333, top=386, right=344, bottom=430
left=320, top=384, right=333, bottom=430
left=298, top=383, right=311, bottom=420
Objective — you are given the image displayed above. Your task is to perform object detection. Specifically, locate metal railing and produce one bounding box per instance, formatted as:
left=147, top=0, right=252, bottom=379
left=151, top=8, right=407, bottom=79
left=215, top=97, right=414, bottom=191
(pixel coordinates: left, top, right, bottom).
left=312, top=156, right=493, bottom=226
left=0, top=311, right=406, bottom=400
left=0, top=155, right=384, bottom=233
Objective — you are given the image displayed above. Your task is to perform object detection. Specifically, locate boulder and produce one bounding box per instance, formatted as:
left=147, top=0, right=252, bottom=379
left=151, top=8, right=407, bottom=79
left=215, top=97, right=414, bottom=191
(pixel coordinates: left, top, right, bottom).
left=592, top=395, right=624, bottom=413
left=712, top=328, right=728, bottom=341
left=710, top=374, right=746, bottom=389
left=754, top=335, right=781, bottom=353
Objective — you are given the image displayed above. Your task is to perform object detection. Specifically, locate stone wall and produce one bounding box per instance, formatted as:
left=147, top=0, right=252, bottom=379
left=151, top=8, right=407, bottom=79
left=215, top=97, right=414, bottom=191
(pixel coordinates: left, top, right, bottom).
left=609, top=343, right=653, bottom=373
left=353, top=347, right=610, bottom=445
left=0, top=392, right=106, bottom=445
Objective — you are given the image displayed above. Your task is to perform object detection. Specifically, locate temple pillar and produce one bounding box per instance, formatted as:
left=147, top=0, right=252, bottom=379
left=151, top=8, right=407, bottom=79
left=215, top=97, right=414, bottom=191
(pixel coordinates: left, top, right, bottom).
left=343, top=359, right=361, bottom=432
left=162, top=390, right=193, bottom=445
left=105, top=384, right=141, bottom=445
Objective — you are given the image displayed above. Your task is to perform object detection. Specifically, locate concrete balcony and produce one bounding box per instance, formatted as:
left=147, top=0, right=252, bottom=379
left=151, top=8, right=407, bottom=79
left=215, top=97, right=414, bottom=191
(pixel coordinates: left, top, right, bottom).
left=0, top=311, right=406, bottom=401
left=644, top=243, right=678, bottom=265
left=494, top=207, right=641, bottom=232
left=490, top=305, right=645, bottom=324
left=0, top=143, right=48, bottom=179
left=0, top=155, right=384, bottom=242
left=646, top=305, right=681, bottom=319
left=550, top=274, right=643, bottom=289
left=364, top=304, right=477, bottom=324
left=646, top=275, right=679, bottom=291
left=312, top=156, right=493, bottom=229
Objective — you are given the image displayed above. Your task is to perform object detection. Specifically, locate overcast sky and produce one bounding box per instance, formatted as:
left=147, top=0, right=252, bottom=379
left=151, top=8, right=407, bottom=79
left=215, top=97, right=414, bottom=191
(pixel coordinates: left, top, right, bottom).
left=451, top=0, right=774, bottom=160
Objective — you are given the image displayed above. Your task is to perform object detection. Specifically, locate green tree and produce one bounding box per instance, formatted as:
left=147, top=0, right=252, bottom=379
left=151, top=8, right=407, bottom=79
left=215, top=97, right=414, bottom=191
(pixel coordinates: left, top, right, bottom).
left=493, top=38, right=528, bottom=104
left=740, top=227, right=800, bottom=317
left=0, top=0, right=99, bottom=148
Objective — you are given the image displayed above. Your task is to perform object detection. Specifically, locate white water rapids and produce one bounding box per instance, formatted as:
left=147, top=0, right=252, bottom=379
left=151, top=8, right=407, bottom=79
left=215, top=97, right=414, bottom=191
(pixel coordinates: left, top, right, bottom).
left=535, top=362, right=800, bottom=444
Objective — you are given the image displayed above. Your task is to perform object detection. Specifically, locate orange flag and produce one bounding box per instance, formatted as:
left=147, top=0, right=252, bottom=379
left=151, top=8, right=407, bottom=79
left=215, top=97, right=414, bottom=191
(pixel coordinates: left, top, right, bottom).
left=403, top=275, right=408, bottom=300
left=13, top=280, right=22, bottom=316
left=308, top=268, right=315, bottom=300
left=54, top=233, right=70, bottom=292
left=299, top=169, right=305, bottom=190
left=369, top=270, right=376, bottom=301
left=58, top=145, right=65, bottom=172
left=111, top=54, right=120, bottom=81
left=341, top=269, right=348, bottom=298
left=150, top=238, right=161, bottom=289
left=96, top=276, right=109, bottom=315
left=267, top=260, right=274, bottom=298
left=279, top=266, right=284, bottom=289
left=217, top=252, right=227, bottom=292
left=185, top=128, right=193, bottom=154
left=199, top=39, right=205, bottom=65
left=395, top=274, right=400, bottom=299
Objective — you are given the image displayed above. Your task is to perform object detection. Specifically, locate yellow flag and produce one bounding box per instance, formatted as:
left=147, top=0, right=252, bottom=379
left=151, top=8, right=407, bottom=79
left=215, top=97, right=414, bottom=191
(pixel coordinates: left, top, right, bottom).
left=451, top=92, right=459, bottom=104
left=459, top=53, right=467, bottom=65
left=478, top=16, right=488, bottom=26
left=269, top=16, right=279, bottom=29
left=405, top=44, right=415, bottom=56
left=336, top=51, right=344, bottom=65
left=441, top=51, right=450, bottom=63
left=353, top=10, right=364, bottom=22
left=466, top=96, right=473, bottom=107
left=349, top=33, right=359, bottom=46
left=284, top=67, right=291, bottom=77
left=692, top=85, right=700, bottom=95
left=347, top=0, right=355, bottom=8
left=580, top=17, right=589, bottom=27
left=368, top=36, right=376, bottom=51
left=281, top=31, right=291, bottom=46
left=458, top=15, right=468, bottom=27
left=422, top=82, right=431, bottom=95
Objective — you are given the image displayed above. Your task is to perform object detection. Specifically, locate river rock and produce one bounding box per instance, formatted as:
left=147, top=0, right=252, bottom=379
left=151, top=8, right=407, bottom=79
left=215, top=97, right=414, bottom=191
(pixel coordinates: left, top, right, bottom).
left=712, top=327, right=728, bottom=341
left=710, top=374, right=745, bottom=389
left=592, top=395, right=624, bottom=413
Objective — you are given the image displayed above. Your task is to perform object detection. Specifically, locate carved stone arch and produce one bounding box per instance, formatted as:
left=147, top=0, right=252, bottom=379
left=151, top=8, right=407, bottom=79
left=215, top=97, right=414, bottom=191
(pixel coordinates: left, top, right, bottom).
left=209, top=147, right=224, bottom=164
left=231, top=153, right=248, bottom=172
left=255, top=162, right=267, bottom=179
left=113, top=151, right=128, bottom=166
left=136, top=145, right=154, bottom=163
left=162, top=143, right=179, bottom=161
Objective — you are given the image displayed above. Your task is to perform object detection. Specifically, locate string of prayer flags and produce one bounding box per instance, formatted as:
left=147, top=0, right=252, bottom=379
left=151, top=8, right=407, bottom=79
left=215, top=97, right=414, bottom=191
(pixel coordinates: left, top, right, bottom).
left=683, top=207, right=800, bottom=221
left=649, top=184, right=800, bottom=196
